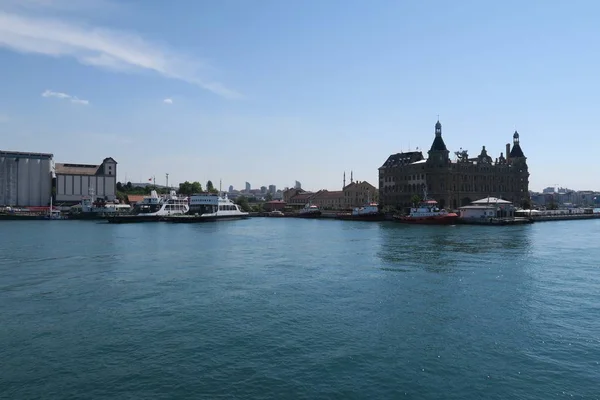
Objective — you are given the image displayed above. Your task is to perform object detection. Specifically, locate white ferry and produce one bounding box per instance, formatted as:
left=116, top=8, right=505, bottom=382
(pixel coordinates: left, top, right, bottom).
left=107, top=190, right=189, bottom=223
left=164, top=193, right=249, bottom=222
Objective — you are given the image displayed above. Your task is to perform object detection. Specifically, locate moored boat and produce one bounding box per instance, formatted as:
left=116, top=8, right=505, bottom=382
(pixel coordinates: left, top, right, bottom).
left=296, top=202, right=321, bottom=218
left=107, top=190, right=188, bottom=223
left=395, top=196, right=458, bottom=225
left=70, top=188, right=130, bottom=220
left=163, top=193, right=248, bottom=223
left=336, top=202, right=385, bottom=221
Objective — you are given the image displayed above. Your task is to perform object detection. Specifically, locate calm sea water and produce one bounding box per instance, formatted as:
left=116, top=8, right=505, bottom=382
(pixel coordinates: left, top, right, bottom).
left=1, top=219, right=599, bottom=399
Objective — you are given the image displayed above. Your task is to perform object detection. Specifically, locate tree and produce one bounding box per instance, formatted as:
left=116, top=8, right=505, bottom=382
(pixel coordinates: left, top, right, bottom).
left=235, top=196, right=251, bottom=212
left=116, top=182, right=123, bottom=192
left=521, top=199, right=532, bottom=210
left=191, top=181, right=203, bottom=194
left=179, top=181, right=203, bottom=195
left=265, top=192, right=273, bottom=201
left=410, top=194, right=421, bottom=206
left=206, top=180, right=218, bottom=194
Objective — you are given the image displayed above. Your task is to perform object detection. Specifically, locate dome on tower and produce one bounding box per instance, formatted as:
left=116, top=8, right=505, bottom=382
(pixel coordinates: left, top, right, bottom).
left=435, top=120, right=442, bottom=129
left=513, top=130, right=519, bottom=139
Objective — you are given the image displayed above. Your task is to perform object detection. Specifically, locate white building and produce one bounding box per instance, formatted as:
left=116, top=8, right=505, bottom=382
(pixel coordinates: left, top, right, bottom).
left=55, top=157, right=117, bottom=203
left=0, top=150, right=54, bottom=207
left=459, top=197, right=515, bottom=219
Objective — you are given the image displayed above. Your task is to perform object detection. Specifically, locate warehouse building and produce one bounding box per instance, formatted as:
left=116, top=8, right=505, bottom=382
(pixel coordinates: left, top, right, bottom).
left=0, top=150, right=54, bottom=207
left=55, top=157, right=117, bottom=204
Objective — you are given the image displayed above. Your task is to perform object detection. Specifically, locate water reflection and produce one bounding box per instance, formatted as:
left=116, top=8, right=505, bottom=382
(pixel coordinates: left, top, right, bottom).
left=376, top=223, right=532, bottom=273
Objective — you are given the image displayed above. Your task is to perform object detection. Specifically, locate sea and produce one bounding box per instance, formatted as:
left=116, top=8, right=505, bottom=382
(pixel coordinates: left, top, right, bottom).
left=1, top=218, right=599, bottom=399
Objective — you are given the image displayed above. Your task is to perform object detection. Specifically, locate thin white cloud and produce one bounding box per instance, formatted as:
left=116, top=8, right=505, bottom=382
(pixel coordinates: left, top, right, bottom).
left=0, top=11, right=241, bottom=99
left=163, top=98, right=173, bottom=104
left=42, top=89, right=89, bottom=105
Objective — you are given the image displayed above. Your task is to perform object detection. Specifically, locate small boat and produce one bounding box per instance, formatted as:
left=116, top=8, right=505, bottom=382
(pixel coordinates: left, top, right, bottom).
left=107, top=190, right=188, bottom=223
left=44, top=197, right=68, bottom=220
left=296, top=202, right=321, bottom=218
left=70, top=188, right=131, bottom=220
left=395, top=190, right=458, bottom=225
left=336, top=201, right=385, bottom=221
left=268, top=210, right=285, bottom=217
left=163, top=193, right=249, bottom=223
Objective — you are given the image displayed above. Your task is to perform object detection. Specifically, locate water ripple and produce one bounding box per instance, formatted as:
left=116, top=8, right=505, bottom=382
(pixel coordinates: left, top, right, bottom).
left=0, top=220, right=599, bottom=399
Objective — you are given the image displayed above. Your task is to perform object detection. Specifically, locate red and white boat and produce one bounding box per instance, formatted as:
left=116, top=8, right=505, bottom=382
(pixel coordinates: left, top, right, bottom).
left=395, top=197, right=458, bottom=225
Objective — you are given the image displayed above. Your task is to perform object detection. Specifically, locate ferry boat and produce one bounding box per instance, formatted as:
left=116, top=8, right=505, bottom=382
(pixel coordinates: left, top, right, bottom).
left=336, top=202, right=385, bottom=221
left=296, top=202, right=321, bottom=218
left=163, top=193, right=249, bottom=223
left=395, top=193, right=458, bottom=225
left=106, top=190, right=188, bottom=223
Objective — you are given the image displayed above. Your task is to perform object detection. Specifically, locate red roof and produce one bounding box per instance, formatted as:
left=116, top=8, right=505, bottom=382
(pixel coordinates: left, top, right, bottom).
left=313, top=190, right=343, bottom=199
left=126, top=195, right=145, bottom=204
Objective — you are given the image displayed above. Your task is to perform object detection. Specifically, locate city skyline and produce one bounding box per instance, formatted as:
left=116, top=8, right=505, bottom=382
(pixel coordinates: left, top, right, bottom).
left=1, top=1, right=600, bottom=191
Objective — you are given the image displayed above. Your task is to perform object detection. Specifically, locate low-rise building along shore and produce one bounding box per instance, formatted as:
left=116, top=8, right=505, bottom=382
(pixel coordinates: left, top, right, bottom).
left=283, top=178, right=377, bottom=210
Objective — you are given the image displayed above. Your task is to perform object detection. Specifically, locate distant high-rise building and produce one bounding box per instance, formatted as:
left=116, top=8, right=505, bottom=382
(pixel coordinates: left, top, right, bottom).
left=294, top=180, right=302, bottom=189
left=260, top=186, right=267, bottom=194
left=268, top=184, right=276, bottom=194
left=228, top=185, right=234, bottom=193
left=245, top=182, right=251, bottom=192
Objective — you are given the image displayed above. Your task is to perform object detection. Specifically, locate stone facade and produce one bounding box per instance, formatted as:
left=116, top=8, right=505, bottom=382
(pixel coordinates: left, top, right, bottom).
left=379, top=121, right=529, bottom=210
left=342, top=181, right=378, bottom=208
left=284, top=180, right=378, bottom=210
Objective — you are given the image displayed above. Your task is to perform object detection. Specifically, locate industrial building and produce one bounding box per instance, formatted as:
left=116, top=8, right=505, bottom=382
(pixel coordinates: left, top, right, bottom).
left=55, top=157, right=118, bottom=204
left=0, top=150, right=54, bottom=207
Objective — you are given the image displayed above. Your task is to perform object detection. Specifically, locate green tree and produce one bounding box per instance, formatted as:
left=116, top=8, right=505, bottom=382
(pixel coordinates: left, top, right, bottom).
left=521, top=199, right=532, bottom=210
left=206, top=180, right=218, bottom=193
left=265, top=192, right=273, bottom=201
left=191, top=181, right=203, bottom=194
left=179, top=181, right=203, bottom=195
left=235, top=196, right=251, bottom=212
left=410, top=194, right=421, bottom=205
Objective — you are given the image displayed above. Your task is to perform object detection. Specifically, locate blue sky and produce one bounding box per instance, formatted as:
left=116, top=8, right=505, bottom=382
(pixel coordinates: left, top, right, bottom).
left=0, top=0, right=598, bottom=192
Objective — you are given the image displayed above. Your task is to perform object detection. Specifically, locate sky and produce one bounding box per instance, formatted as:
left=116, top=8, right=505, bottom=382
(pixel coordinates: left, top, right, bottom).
left=0, top=0, right=599, bottom=192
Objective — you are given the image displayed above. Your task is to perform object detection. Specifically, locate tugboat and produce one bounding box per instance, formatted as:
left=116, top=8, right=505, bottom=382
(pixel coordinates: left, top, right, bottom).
left=296, top=202, right=322, bottom=218
left=106, top=190, right=188, bottom=223
left=395, top=190, right=458, bottom=225
left=163, top=193, right=249, bottom=222
left=337, top=202, right=385, bottom=221
left=70, top=188, right=131, bottom=220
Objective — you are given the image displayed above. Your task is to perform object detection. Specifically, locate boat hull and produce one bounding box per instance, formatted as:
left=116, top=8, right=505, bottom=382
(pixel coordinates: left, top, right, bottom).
left=336, top=213, right=386, bottom=221
left=106, top=215, right=164, bottom=223
left=395, top=215, right=459, bottom=225
left=163, top=214, right=249, bottom=223
left=0, top=213, right=45, bottom=221
left=296, top=211, right=322, bottom=218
